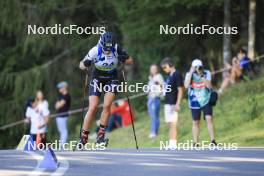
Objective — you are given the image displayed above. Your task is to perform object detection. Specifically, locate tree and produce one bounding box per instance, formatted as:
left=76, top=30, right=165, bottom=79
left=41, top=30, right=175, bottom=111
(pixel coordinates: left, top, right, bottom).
left=223, top=0, right=232, bottom=69
left=248, top=0, right=256, bottom=60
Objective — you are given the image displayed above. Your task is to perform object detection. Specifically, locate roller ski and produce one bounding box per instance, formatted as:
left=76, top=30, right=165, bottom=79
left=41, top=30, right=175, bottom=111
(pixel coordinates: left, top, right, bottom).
left=95, top=126, right=109, bottom=148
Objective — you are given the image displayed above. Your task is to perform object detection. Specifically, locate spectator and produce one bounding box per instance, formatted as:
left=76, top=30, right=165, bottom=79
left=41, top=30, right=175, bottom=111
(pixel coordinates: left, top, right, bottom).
left=111, top=99, right=134, bottom=127
left=25, top=97, right=50, bottom=148
left=93, top=103, right=123, bottom=135
left=107, top=102, right=123, bottom=132
left=36, top=90, right=49, bottom=110
left=147, top=64, right=164, bottom=138
left=161, top=57, right=184, bottom=148
left=218, top=48, right=250, bottom=93
left=55, top=81, right=71, bottom=145
left=184, top=59, right=217, bottom=147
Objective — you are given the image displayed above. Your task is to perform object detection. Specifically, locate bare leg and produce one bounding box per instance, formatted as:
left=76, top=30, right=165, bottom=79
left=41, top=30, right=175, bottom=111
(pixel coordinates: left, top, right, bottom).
left=82, top=96, right=100, bottom=130
left=205, top=115, right=215, bottom=141
left=169, top=122, right=177, bottom=140
left=230, top=67, right=242, bottom=84
left=219, top=76, right=231, bottom=92
left=100, top=92, right=116, bottom=126
left=192, top=120, right=200, bottom=143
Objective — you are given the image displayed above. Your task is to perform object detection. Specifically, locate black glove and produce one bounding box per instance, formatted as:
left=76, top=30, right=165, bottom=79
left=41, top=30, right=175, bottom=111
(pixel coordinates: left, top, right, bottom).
left=83, top=60, right=92, bottom=67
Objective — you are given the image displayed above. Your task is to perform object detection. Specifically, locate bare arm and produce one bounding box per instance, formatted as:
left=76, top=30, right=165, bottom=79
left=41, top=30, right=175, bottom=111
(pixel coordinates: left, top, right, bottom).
left=24, top=118, right=30, bottom=123
left=175, top=86, right=183, bottom=111
left=79, top=61, right=88, bottom=70
left=202, top=77, right=212, bottom=88
left=201, top=70, right=212, bottom=88
left=176, top=87, right=183, bottom=105
left=184, top=67, right=195, bottom=88
left=44, top=116, right=49, bottom=125
left=184, top=73, right=192, bottom=88
left=24, top=109, right=31, bottom=123
left=55, top=100, right=66, bottom=110
left=79, top=60, right=91, bottom=70
left=184, top=67, right=195, bottom=89
left=38, top=116, right=49, bottom=129
left=124, top=56, right=133, bottom=65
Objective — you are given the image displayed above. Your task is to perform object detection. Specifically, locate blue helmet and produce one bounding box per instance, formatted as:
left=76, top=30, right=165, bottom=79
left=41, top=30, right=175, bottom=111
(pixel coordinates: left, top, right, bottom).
left=99, top=32, right=116, bottom=51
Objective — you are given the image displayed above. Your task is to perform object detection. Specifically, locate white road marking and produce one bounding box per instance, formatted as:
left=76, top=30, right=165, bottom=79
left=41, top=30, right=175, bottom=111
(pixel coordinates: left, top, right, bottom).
left=87, top=151, right=179, bottom=157
left=0, top=170, right=35, bottom=176
left=189, top=165, right=227, bottom=170
left=27, top=151, right=46, bottom=176
left=211, top=156, right=264, bottom=162
left=135, top=162, right=175, bottom=167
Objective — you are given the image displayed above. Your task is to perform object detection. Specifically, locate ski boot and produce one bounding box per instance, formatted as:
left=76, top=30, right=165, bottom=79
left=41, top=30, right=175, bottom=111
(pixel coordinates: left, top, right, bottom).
left=95, top=127, right=109, bottom=148
left=75, top=129, right=89, bottom=151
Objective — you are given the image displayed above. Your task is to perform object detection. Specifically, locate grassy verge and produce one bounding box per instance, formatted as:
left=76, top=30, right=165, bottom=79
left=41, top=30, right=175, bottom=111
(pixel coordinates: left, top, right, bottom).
left=107, top=76, right=264, bottom=148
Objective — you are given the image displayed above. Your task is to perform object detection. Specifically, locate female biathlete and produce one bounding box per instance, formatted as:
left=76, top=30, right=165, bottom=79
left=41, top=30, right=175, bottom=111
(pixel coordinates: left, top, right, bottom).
left=79, top=32, right=133, bottom=146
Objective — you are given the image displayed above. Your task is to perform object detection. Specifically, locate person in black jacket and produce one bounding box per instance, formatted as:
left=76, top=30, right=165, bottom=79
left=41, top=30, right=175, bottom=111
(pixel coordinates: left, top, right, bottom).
left=55, top=81, right=71, bottom=145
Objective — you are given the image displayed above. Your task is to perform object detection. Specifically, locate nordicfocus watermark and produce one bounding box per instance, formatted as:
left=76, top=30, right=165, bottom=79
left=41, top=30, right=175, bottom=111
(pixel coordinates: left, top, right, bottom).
left=160, top=140, right=238, bottom=150
left=91, top=80, right=171, bottom=93
left=27, top=24, right=106, bottom=35
left=160, top=24, right=238, bottom=35
left=25, top=140, right=106, bottom=151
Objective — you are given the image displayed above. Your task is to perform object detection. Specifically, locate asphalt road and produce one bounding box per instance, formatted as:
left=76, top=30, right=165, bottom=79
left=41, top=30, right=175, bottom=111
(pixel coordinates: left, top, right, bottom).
left=0, top=148, right=264, bottom=176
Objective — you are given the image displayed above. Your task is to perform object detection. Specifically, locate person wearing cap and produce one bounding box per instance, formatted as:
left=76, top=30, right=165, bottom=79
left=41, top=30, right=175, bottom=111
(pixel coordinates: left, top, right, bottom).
left=55, top=81, right=71, bottom=145
left=184, top=59, right=217, bottom=147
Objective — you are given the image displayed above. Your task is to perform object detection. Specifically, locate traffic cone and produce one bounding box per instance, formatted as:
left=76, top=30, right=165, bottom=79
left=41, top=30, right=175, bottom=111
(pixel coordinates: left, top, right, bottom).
left=16, top=135, right=35, bottom=151
left=38, top=146, right=59, bottom=170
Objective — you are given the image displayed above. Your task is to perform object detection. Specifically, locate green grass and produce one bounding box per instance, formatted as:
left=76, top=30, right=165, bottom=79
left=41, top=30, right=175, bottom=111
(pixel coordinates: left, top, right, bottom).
left=107, top=76, right=264, bottom=148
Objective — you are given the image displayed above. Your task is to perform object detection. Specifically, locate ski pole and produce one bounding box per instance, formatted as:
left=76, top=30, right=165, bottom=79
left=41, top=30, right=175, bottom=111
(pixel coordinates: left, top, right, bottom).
left=121, top=67, right=139, bottom=150
left=73, top=69, right=89, bottom=151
